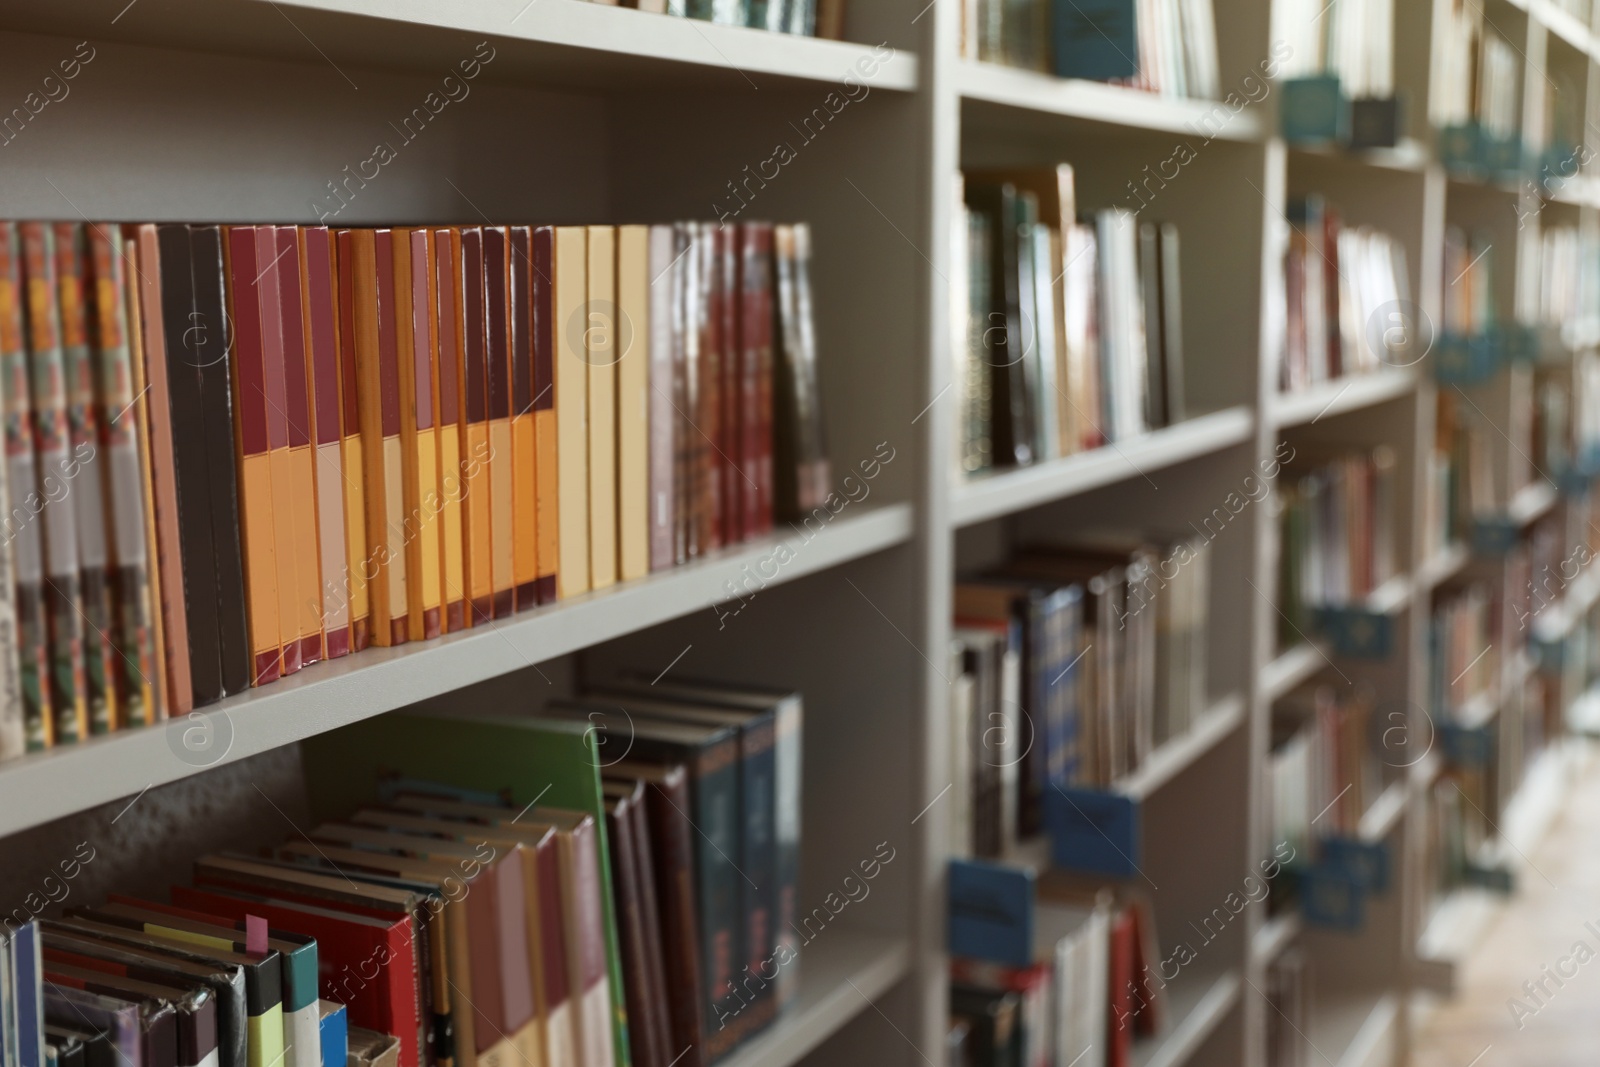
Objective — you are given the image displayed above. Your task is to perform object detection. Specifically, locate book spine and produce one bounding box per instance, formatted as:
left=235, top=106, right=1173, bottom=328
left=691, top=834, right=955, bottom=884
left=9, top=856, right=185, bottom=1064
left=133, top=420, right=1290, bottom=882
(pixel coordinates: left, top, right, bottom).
left=531, top=227, right=558, bottom=606
left=603, top=798, right=662, bottom=1067
left=695, top=225, right=722, bottom=555
left=789, top=225, right=827, bottom=509
left=238, top=225, right=296, bottom=684
left=693, top=741, right=741, bottom=1061
left=484, top=227, right=515, bottom=620
left=334, top=230, right=372, bottom=653
left=125, top=231, right=168, bottom=726
left=616, top=225, right=650, bottom=583
left=771, top=697, right=801, bottom=1010
left=554, top=227, right=590, bottom=599
left=508, top=227, right=538, bottom=611
left=587, top=226, right=618, bottom=592
left=461, top=227, right=493, bottom=625
left=154, top=223, right=222, bottom=710
left=432, top=229, right=467, bottom=633
left=734, top=717, right=777, bottom=1037
left=623, top=789, right=673, bottom=1066
left=191, top=225, right=253, bottom=696
left=372, top=230, right=410, bottom=646
left=645, top=227, right=676, bottom=573
left=0, top=222, right=48, bottom=750
left=53, top=223, right=116, bottom=733
left=87, top=226, right=158, bottom=727
left=642, top=774, right=705, bottom=1067
left=407, top=229, right=442, bottom=640
left=716, top=226, right=740, bottom=547
left=21, top=221, right=89, bottom=734
left=274, top=226, right=326, bottom=668
left=300, top=227, right=351, bottom=659
left=566, top=820, right=617, bottom=1067
left=224, top=226, right=284, bottom=686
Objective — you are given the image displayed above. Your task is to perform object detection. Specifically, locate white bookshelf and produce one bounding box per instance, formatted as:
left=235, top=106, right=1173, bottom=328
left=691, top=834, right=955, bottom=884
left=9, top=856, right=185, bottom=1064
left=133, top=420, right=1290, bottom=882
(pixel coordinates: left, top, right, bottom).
left=0, top=0, right=1596, bottom=1065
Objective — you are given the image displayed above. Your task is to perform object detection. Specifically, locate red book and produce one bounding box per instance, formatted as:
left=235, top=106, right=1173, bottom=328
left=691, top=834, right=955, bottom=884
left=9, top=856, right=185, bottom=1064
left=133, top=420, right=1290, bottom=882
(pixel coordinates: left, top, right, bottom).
left=738, top=224, right=775, bottom=538
left=1108, top=905, right=1136, bottom=1067
left=170, top=884, right=421, bottom=1067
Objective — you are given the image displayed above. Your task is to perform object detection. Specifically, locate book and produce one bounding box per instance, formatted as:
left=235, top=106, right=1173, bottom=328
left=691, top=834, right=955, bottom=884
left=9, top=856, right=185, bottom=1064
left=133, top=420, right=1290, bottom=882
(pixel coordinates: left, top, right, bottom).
left=459, top=227, right=493, bottom=625
left=20, top=222, right=88, bottom=739
left=645, top=227, right=677, bottom=573
left=599, top=782, right=668, bottom=1067
left=553, top=227, right=590, bottom=599
left=587, top=226, right=618, bottom=592
left=509, top=226, right=539, bottom=611
left=0, top=222, right=43, bottom=753
left=223, top=226, right=286, bottom=686
left=298, top=227, right=352, bottom=659
left=271, top=225, right=326, bottom=670
left=771, top=224, right=828, bottom=518
left=318, top=1002, right=347, bottom=1067
left=615, top=225, right=650, bottom=583
left=431, top=228, right=468, bottom=632
left=483, top=227, right=515, bottom=620
left=398, top=229, right=442, bottom=640
left=334, top=230, right=372, bottom=653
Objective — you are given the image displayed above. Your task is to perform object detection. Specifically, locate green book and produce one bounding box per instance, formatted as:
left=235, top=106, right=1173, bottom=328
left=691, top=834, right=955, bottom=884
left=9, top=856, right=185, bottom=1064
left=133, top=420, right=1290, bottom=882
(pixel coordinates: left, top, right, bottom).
left=301, top=712, right=633, bottom=1067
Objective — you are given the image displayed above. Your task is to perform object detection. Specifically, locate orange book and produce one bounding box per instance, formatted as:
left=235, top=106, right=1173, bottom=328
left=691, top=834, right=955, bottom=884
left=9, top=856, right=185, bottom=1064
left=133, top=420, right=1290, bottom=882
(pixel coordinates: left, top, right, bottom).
left=586, top=226, right=617, bottom=591
left=267, top=227, right=323, bottom=668
left=335, top=230, right=372, bottom=652
left=273, top=225, right=325, bottom=668
left=351, top=229, right=409, bottom=647
left=299, top=227, right=351, bottom=659
left=484, top=227, right=515, bottom=618
left=531, top=226, right=558, bottom=605
left=433, top=228, right=467, bottom=632
left=615, top=225, right=650, bottom=583
left=460, top=227, right=494, bottom=623
left=254, top=225, right=305, bottom=676
left=553, top=226, right=589, bottom=598
left=222, top=226, right=283, bottom=685
left=400, top=228, right=443, bottom=640
left=130, top=224, right=192, bottom=714
left=509, top=226, right=538, bottom=610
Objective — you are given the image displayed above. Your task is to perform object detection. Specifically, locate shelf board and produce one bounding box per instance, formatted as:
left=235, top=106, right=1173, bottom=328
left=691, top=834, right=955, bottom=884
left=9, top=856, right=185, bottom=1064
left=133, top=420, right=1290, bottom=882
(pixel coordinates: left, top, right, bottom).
left=1358, top=782, right=1407, bottom=842
left=1117, top=694, right=1244, bottom=800
left=1261, top=641, right=1334, bottom=702
left=957, top=60, right=1264, bottom=142
left=0, top=0, right=917, bottom=93
left=1416, top=542, right=1471, bottom=589
left=1332, top=993, right=1399, bottom=1067
left=1270, top=370, right=1416, bottom=429
left=1288, top=138, right=1432, bottom=174
left=1532, top=0, right=1599, bottom=56
left=0, top=502, right=912, bottom=839
left=719, top=931, right=909, bottom=1067
left=952, top=407, right=1254, bottom=528
left=1450, top=688, right=1499, bottom=731
left=1362, top=572, right=1413, bottom=615
left=1531, top=555, right=1600, bottom=643
left=1134, top=970, right=1240, bottom=1067
left=1250, top=911, right=1301, bottom=968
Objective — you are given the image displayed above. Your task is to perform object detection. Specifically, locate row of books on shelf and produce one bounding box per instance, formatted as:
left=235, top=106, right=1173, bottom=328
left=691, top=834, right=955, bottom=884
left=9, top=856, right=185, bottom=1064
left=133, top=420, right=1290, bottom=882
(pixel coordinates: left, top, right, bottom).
left=1269, top=682, right=1384, bottom=848
left=1430, top=583, right=1498, bottom=723
left=956, top=166, right=1187, bottom=478
left=1280, top=197, right=1411, bottom=394
left=1273, top=0, right=1394, bottom=101
left=1431, top=2, right=1521, bottom=147
left=948, top=861, right=1163, bottom=1067
left=958, top=0, right=1220, bottom=99
left=948, top=536, right=1210, bottom=859
left=0, top=218, right=829, bottom=759
left=1426, top=392, right=1491, bottom=558
left=1274, top=447, right=1398, bottom=643
left=631, top=0, right=841, bottom=38
left=1262, top=950, right=1310, bottom=1067
left=0, top=674, right=805, bottom=1067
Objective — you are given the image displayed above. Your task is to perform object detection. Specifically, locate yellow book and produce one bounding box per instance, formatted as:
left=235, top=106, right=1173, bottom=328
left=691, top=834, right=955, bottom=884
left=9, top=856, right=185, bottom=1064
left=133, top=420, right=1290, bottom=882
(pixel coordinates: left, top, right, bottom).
left=586, top=226, right=617, bottom=591
left=394, top=230, right=443, bottom=641
left=554, top=227, right=589, bottom=598
left=615, top=225, right=650, bottom=583
left=274, top=226, right=325, bottom=670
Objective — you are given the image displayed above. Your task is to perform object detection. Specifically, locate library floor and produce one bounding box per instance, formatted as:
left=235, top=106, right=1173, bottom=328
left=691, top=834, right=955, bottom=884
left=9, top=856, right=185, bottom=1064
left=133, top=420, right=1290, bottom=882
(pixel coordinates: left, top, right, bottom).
left=1412, top=751, right=1600, bottom=1067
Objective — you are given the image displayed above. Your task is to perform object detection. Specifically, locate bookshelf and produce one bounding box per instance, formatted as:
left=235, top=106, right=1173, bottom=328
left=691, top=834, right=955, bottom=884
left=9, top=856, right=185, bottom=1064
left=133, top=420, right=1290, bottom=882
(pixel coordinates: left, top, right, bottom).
left=0, top=0, right=1597, bottom=1065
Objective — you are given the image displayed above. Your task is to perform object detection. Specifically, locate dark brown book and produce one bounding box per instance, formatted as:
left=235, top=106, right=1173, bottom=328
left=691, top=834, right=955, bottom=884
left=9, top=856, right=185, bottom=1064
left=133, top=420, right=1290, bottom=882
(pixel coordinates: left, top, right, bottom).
left=600, top=785, right=664, bottom=1067
left=605, top=761, right=705, bottom=1067
left=529, top=227, right=557, bottom=606
left=772, top=224, right=829, bottom=520
left=189, top=225, right=252, bottom=696
left=696, top=224, right=722, bottom=555
left=737, top=224, right=775, bottom=538
left=716, top=225, right=740, bottom=547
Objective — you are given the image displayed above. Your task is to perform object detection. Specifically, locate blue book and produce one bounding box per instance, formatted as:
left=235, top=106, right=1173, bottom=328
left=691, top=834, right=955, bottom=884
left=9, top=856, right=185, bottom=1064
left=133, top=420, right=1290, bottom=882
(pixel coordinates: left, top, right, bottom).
left=1045, top=786, right=1140, bottom=877
left=948, top=859, right=1036, bottom=968
left=14, top=923, right=43, bottom=1067
left=317, top=1001, right=347, bottom=1067
left=1051, top=0, right=1138, bottom=81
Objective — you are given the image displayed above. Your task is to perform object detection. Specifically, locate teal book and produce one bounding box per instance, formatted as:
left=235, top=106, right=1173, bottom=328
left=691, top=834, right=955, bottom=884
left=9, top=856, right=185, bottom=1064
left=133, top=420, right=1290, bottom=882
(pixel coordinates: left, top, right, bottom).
left=300, top=712, right=633, bottom=1067
left=1051, top=0, right=1137, bottom=81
